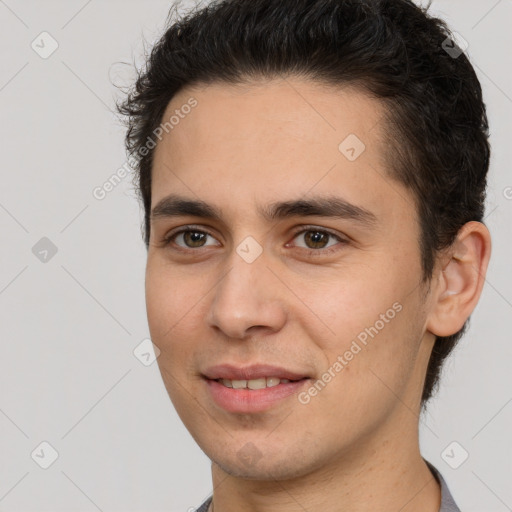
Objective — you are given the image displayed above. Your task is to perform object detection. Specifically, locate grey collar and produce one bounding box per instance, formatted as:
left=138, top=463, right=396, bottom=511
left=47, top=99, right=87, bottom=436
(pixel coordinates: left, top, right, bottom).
left=425, top=459, right=461, bottom=512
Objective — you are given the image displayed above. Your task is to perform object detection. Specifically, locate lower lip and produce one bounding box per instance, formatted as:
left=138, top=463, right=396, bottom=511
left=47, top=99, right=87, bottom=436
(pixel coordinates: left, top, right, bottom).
left=205, top=378, right=309, bottom=413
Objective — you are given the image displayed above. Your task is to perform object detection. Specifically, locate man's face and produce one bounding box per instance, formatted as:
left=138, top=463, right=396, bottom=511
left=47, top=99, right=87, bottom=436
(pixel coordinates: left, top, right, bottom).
left=146, top=78, right=436, bottom=479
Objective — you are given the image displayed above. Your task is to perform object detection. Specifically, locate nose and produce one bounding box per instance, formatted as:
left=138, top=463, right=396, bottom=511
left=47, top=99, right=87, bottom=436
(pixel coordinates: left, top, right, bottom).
left=206, top=249, right=287, bottom=340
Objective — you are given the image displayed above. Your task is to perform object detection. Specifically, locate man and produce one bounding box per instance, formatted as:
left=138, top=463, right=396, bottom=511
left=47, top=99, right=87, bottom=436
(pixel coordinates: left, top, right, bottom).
left=117, top=0, right=492, bottom=510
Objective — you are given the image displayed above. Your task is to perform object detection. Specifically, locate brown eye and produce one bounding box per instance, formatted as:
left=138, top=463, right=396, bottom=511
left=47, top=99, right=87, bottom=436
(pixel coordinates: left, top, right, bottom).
left=182, top=231, right=208, bottom=248
left=288, top=226, right=348, bottom=256
left=302, top=230, right=330, bottom=249
left=163, top=227, right=220, bottom=250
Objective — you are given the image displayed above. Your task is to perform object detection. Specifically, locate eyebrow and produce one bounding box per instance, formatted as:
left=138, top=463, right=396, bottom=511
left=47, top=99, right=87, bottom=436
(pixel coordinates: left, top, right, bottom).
left=150, top=194, right=378, bottom=227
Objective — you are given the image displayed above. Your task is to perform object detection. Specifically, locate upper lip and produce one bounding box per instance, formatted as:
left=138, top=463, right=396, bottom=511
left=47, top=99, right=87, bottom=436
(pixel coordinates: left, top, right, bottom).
left=202, top=364, right=310, bottom=381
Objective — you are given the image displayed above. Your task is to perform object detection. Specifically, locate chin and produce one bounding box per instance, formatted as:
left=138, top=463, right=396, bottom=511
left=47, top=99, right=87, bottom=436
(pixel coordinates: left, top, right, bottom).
left=208, top=444, right=320, bottom=481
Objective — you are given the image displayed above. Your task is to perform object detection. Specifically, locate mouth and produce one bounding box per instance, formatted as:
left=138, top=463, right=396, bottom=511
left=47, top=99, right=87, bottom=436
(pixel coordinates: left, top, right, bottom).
left=212, top=376, right=308, bottom=390
left=201, top=364, right=312, bottom=413
left=204, top=370, right=311, bottom=414
left=202, top=363, right=311, bottom=382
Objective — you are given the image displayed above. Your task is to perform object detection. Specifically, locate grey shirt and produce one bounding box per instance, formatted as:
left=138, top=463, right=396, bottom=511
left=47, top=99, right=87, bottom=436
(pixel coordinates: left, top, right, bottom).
left=194, top=460, right=460, bottom=512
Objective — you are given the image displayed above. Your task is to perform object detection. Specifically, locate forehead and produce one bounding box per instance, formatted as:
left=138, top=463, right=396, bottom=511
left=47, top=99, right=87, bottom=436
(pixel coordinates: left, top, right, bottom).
left=150, top=78, right=411, bottom=225
left=158, top=78, right=385, bottom=156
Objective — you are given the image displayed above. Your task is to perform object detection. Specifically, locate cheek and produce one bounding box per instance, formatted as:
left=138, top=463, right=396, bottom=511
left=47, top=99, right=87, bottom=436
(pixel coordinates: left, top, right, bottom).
left=302, top=259, right=422, bottom=391
left=302, top=264, right=405, bottom=348
left=145, top=260, right=200, bottom=337
left=145, top=263, right=204, bottom=410
left=309, top=281, right=424, bottom=410
left=145, top=262, right=199, bottom=382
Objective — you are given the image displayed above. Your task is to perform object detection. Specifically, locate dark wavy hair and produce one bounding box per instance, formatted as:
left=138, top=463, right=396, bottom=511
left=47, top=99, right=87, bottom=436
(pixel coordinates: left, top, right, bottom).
left=116, top=0, right=490, bottom=406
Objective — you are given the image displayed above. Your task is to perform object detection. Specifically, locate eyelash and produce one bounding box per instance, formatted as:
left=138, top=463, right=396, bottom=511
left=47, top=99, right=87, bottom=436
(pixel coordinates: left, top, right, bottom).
left=160, top=225, right=348, bottom=256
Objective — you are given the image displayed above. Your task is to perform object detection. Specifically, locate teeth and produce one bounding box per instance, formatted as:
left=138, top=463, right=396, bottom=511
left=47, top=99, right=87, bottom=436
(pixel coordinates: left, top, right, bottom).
left=266, top=377, right=280, bottom=387
left=219, top=377, right=298, bottom=389
left=247, top=378, right=266, bottom=390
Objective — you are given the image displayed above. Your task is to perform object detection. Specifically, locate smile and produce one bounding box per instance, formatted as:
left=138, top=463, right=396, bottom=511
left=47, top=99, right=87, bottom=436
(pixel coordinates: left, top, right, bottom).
left=205, top=377, right=310, bottom=413
left=216, top=377, right=295, bottom=389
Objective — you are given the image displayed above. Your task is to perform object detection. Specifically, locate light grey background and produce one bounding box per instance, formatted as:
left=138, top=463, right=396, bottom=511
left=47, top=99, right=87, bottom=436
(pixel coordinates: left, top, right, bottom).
left=0, top=1, right=510, bottom=511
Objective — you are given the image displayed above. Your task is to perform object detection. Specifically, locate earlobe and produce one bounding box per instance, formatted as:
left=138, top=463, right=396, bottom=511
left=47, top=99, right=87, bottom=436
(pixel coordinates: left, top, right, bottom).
left=426, top=221, right=492, bottom=337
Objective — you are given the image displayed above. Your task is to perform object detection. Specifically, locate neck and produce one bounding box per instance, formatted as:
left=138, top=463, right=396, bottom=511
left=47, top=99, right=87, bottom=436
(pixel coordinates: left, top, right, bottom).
left=209, top=408, right=440, bottom=512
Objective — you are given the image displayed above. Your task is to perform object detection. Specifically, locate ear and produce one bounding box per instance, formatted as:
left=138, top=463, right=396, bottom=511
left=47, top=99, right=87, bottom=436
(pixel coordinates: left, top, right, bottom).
left=426, top=221, right=492, bottom=337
